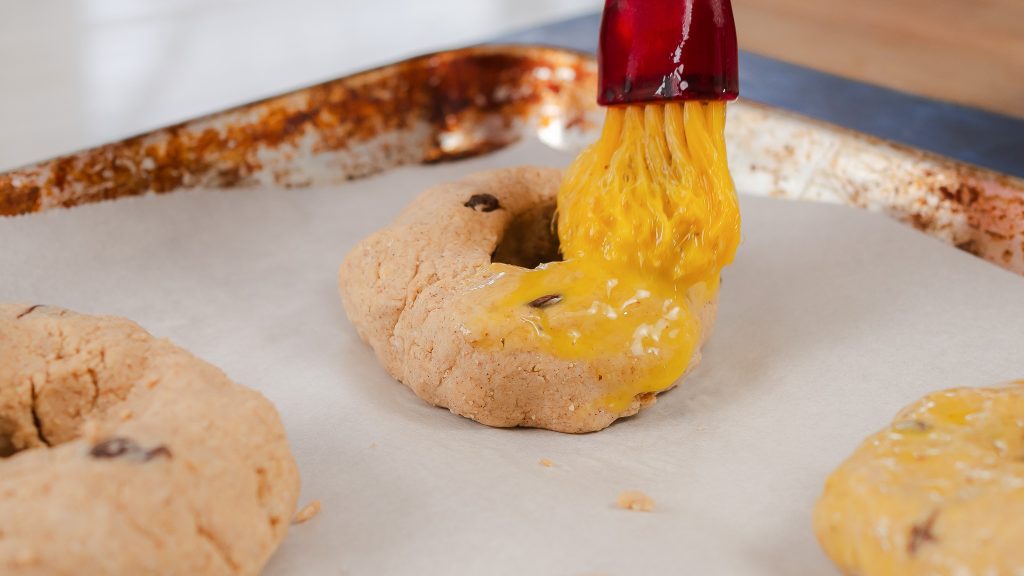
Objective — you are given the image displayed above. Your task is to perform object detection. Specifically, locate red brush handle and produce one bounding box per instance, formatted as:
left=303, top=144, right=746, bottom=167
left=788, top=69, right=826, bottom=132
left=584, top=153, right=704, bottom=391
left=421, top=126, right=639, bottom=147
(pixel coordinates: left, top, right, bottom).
left=598, top=0, right=739, bottom=105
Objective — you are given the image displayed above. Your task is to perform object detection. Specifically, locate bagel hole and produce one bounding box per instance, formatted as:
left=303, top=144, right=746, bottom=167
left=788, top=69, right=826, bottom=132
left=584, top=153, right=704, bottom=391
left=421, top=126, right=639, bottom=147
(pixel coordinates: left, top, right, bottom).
left=0, top=416, right=20, bottom=458
left=490, top=200, right=561, bottom=269
left=1, top=373, right=118, bottom=458
left=0, top=412, right=57, bottom=458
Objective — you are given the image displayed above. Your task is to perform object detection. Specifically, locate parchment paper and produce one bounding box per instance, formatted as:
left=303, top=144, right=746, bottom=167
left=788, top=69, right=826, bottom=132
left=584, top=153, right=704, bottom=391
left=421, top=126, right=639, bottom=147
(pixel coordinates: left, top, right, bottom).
left=2, top=138, right=1023, bottom=575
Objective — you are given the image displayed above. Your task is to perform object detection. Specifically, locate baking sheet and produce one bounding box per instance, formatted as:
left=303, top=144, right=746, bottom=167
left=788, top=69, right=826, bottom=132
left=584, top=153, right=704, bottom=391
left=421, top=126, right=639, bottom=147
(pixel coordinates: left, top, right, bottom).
left=4, top=44, right=1022, bottom=275
left=2, top=137, right=1023, bottom=575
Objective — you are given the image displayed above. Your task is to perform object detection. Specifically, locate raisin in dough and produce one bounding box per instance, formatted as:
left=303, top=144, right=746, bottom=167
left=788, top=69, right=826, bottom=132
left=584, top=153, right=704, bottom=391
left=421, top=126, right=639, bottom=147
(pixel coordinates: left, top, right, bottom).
left=339, top=167, right=717, bottom=433
left=0, top=304, right=300, bottom=575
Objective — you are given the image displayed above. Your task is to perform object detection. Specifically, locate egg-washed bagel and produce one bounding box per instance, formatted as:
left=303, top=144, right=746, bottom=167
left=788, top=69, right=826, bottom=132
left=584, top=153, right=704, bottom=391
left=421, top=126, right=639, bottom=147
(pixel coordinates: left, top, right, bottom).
left=339, top=167, right=719, bottom=433
left=0, top=304, right=300, bottom=575
left=814, top=383, right=1024, bottom=575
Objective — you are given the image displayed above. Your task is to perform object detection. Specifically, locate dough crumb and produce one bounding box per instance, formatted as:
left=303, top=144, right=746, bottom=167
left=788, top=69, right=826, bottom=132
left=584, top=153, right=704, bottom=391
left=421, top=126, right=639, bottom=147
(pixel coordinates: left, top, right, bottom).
left=369, top=442, right=378, bottom=449
left=617, top=490, right=655, bottom=512
left=539, top=458, right=555, bottom=467
left=292, top=500, right=322, bottom=525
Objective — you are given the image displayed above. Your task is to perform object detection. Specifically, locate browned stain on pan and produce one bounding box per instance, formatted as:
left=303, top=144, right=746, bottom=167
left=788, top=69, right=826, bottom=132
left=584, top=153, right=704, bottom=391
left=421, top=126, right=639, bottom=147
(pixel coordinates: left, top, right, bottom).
left=0, top=46, right=595, bottom=216
left=0, top=44, right=1022, bottom=276
left=727, top=101, right=1024, bottom=275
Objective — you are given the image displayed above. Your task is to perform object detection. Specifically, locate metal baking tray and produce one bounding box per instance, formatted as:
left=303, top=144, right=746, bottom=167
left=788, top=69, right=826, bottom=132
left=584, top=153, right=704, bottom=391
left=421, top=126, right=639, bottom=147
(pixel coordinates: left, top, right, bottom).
left=2, top=45, right=1022, bottom=275
left=3, top=45, right=1024, bottom=575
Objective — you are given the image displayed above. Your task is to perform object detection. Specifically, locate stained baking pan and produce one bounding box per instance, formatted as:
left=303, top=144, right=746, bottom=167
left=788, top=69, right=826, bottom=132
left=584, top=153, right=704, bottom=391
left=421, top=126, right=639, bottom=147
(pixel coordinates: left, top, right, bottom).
left=1, top=46, right=1023, bottom=575
left=1, top=45, right=1022, bottom=274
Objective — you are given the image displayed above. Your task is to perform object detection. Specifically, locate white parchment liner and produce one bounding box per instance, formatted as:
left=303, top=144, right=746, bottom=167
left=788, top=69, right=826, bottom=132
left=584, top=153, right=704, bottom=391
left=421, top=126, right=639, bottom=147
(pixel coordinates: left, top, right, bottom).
left=2, top=139, right=1022, bottom=575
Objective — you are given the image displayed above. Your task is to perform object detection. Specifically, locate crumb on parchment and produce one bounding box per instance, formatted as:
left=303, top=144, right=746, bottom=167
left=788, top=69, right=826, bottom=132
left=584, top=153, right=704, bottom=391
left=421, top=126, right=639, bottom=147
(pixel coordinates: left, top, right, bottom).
left=292, top=500, right=321, bottom=525
left=617, top=490, right=655, bottom=512
left=539, top=458, right=555, bottom=467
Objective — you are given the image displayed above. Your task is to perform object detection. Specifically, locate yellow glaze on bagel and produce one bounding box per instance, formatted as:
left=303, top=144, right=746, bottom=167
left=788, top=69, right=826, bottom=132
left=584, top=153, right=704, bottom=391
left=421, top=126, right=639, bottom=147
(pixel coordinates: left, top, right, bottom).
left=463, top=102, right=739, bottom=410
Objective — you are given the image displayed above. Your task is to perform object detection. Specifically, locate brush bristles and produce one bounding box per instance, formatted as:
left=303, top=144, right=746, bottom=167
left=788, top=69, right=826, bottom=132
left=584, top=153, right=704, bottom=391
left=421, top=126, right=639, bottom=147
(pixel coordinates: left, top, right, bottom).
left=556, top=101, right=739, bottom=286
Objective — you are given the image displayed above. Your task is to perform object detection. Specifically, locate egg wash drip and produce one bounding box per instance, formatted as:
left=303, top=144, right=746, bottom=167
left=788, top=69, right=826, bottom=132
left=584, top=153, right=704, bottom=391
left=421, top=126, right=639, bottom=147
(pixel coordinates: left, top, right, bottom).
left=463, top=102, right=740, bottom=410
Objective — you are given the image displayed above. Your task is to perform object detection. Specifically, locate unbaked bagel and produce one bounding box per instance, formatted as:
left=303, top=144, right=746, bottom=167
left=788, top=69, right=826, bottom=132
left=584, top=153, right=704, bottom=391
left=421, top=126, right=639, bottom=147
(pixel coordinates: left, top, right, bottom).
left=0, top=304, right=299, bottom=575
left=339, top=167, right=718, bottom=433
left=814, top=383, right=1024, bottom=575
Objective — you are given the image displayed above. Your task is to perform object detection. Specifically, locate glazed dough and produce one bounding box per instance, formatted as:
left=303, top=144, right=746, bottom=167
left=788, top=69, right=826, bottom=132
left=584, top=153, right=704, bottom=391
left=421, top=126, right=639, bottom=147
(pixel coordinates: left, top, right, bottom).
left=814, top=383, right=1024, bottom=575
left=0, top=304, right=300, bottom=575
left=339, top=167, right=717, bottom=433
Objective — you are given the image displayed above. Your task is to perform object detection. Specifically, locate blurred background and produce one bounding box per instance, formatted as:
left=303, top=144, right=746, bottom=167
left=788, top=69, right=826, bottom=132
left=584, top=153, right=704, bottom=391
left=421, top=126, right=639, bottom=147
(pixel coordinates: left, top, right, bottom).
left=1, top=0, right=1021, bottom=171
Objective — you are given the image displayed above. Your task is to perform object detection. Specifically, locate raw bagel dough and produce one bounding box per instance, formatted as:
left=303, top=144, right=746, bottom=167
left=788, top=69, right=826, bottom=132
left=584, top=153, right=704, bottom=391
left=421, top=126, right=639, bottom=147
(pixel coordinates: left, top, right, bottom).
left=0, top=304, right=300, bottom=575
left=339, top=167, right=717, bottom=433
left=814, top=383, right=1024, bottom=575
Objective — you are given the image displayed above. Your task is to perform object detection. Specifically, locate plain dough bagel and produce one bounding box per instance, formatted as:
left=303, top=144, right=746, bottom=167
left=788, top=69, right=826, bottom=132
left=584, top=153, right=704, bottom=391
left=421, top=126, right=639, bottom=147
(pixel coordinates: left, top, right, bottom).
left=0, top=304, right=300, bottom=575
left=339, top=167, right=717, bottom=433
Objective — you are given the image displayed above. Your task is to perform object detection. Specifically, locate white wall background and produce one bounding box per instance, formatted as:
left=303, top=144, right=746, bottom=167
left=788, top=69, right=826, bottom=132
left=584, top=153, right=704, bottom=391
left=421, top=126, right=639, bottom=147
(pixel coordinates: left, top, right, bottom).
left=0, top=0, right=600, bottom=170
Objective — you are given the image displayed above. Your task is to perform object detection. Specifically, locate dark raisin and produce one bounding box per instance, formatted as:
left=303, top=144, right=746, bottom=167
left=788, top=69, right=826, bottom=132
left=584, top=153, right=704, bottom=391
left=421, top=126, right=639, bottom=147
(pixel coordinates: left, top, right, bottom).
left=908, top=510, right=939, bottom=555
left=144, top=445, right=173, bottom=461
left=464, top=193, right=500, bottom=212
left=89, top=437, right=141, bottom=459
left=528, top=294, right=562, bottom=308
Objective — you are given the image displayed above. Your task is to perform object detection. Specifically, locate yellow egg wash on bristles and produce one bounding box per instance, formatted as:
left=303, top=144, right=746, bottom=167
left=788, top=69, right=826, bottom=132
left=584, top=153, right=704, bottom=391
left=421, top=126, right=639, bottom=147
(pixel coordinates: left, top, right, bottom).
left=558, top=102, right=739, bottom=283
left=462, top=101, right=739, bottom=411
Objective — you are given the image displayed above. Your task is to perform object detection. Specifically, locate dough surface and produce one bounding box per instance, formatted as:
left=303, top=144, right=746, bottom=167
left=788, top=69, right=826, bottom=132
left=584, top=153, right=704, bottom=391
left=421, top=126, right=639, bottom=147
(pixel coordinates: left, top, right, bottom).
left=339, top=167, right=717, bottom=433
left=814, top=383, right=1024, bottom=575
left=0, top=304, right=300, bottom=575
